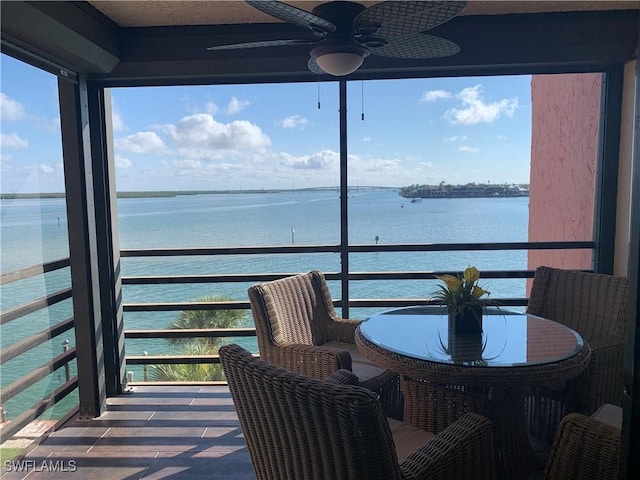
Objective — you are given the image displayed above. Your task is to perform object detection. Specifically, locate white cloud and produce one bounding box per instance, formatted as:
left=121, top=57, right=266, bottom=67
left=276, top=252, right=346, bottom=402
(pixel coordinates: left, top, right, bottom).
left=39, top=164, right=54, bottom=174
left=281, top=114, right=309, bottom=129
left=420, top=90, right=452, bottom=103
left=174, top=159, right=202, bottom=170
left=115, top=131, right=166, bottom=154
left=356, top=157, right=402, bottom=173
left=0, top=94, right=60, bottom=134
left=157, top=158, right=244, bottom=181
left=458, top=146, right=479, bottom=153
left=279, top=150, right=338, bottom=170
left=346, top=154, right=438, bottom=186
left=0, top=93, right=26, bottom=121
left=204, top=102, right=219, bottom=115
left=163, top=113, right=270, bottom=159
left=225, top=96, right=250, bottom=114
left=443, top=135, right=467, bottom=143
left=362, top=136, right=372, bottom=142
left=41, top=116, right=61, bottom=133
left=0, top=132, right=28, bottom=149
left=114, top=154, right=132, bottom=168
left=111, top=103, right=127, bottom=132
left=445, top=85, right=518, bottom=125
left=202, top=97, right=250, bottom=115
left=173, top=159, right=206, bottom=176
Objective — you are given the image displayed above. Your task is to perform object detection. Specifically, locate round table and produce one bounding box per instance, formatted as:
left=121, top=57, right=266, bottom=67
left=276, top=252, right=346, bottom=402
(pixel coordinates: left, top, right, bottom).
left=355, top=306, right=592, bottom=480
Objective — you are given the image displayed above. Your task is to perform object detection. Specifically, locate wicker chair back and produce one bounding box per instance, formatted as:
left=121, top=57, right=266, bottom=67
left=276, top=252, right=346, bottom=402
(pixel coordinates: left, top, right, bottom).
left=220, top=343, right=403, bottom=480
left=527, top=266, right=628, bottom=342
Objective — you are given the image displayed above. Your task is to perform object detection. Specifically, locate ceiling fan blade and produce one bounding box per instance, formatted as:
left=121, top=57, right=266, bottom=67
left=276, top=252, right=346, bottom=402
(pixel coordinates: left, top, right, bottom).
left=207, top=38, right=318, bottom=51
left=355, top=1, right=466, bottom=39
left=370, top=33, right=460, bottom=59
left=246, top=0, right=336, bottom=34
left=307, top=56, right=325, bottom=75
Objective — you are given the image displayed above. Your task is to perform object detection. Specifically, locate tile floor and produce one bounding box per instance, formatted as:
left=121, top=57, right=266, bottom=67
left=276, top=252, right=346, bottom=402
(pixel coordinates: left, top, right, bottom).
left=2, top=385, right=550, bottom=480
left=1, top=386, right=254, bottom=480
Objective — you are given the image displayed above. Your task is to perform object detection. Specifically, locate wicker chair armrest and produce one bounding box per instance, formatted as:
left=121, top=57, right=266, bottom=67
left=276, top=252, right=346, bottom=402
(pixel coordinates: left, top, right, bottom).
left=323, top=369, right=359, bottom=386
left=587, top=336, right=625, bottom=352
left=569, top=339, right=625, bottom=413
left=400, top=413, right=495, bottom=480
left=269, top=343, right=353, bottom=380
left=326, top=317, right=361, bottom=343
left=531, top=339, right=620, bottom=394
left=544, top=412, right=621, bottom=480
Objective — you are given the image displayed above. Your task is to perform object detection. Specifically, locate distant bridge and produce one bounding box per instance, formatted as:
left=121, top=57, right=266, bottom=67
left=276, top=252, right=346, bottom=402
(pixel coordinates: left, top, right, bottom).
left=295, top=186, right=399, bottom=193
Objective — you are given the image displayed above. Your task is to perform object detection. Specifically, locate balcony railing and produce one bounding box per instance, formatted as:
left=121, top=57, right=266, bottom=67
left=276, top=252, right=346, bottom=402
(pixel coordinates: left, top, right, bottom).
left=0, top=239, right=594, bottom=435
left=120, top=240, right=594, bottom=380
left=0, top=258, right=78, bottom=440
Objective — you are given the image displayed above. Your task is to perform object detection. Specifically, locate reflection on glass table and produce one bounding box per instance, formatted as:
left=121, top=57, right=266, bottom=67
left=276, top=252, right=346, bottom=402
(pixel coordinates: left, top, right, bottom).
left=360, top=305, right=583, bottom=368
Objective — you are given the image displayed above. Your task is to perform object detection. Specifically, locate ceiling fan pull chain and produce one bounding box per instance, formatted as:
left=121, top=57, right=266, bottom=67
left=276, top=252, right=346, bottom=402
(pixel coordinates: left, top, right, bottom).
left=317, top=76, right=321, bottom=109
left=361, top=77, right=365, bottom=121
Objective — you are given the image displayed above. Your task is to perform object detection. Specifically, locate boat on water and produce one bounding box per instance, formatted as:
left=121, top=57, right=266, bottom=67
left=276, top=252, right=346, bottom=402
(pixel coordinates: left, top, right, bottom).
left=410, top=198, right=423, bottom=203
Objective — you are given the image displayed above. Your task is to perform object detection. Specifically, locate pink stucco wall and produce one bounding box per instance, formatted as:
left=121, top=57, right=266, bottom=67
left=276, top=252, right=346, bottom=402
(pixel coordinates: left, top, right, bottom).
left=528, top=73, right=601, bottom=275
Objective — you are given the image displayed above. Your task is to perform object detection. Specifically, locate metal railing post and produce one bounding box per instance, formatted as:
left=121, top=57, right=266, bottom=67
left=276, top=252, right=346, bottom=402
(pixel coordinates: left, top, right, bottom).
left=63, top=339, right=70, bottom=381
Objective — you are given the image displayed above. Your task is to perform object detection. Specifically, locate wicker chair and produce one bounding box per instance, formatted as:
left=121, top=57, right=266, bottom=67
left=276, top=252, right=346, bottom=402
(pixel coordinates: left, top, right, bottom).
left=248, top=270, right=402, bottom=418
left=526, top=266, right=628, bottom=443
left=219, top=344, right=497, bottom=480
left=544, top=404, right=622, bottom=480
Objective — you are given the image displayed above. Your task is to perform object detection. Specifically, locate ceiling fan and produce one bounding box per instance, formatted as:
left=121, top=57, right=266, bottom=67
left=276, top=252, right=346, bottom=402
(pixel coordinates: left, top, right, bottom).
left=207, top=0, right=467, bottom=76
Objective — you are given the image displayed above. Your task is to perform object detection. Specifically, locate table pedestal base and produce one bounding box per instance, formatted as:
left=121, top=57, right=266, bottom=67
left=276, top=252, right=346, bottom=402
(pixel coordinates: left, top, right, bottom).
left=487, top=386, right=541, bottom=480
left=400, top=378, right=541, bottom=480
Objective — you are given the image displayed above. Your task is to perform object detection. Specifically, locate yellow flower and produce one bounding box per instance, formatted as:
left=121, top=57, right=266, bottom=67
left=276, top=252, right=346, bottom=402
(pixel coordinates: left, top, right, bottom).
left=463, top=266, right=480, bottom=284
left=436, top=274, right=462, bottom=293
left=432, top=267, right=493, bottom=310
left=472, top=285, right=489, bottom=299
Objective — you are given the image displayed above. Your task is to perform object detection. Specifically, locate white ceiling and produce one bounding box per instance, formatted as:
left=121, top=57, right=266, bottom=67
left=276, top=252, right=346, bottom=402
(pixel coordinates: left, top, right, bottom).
left=88, top=1, right=640, bottom=28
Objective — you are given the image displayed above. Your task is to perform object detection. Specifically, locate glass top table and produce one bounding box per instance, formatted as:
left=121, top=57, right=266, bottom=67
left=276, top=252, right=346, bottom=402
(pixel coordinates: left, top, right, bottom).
left=358, top=305, right=585, bottom=368
left=355, top=306, right=592, bottom=480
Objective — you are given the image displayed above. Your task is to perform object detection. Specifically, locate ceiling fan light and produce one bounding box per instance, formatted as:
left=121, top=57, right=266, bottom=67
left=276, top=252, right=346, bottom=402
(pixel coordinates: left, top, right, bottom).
left=315, top=51, right=364, bottom=76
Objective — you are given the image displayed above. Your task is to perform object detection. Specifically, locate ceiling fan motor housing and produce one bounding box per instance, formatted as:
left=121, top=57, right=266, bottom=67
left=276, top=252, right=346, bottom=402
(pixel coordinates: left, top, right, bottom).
left=311, top=1, right=367, bottom=31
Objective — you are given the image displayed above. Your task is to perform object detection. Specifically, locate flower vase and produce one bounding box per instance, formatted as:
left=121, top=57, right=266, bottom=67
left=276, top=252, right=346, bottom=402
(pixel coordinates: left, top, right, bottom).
left=448, top=304, right=483, bottom=334
left=447, top=330, right=484, bottom=363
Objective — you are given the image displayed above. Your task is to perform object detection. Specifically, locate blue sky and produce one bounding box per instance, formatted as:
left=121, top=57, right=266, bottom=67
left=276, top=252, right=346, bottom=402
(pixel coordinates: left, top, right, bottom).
left=1, top=53, right=532, bottom=192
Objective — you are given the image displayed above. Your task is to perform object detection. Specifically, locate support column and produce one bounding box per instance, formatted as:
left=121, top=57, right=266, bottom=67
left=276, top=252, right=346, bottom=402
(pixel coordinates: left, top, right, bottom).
left=621, top=58, right=640, bottom=480
left=339, top=79, right=349, bottom=319
left=88, top=87, right=126, bottom=395
left=59, top=76, right=106, bottom=419
left=594, top=66, right=624, bottom=274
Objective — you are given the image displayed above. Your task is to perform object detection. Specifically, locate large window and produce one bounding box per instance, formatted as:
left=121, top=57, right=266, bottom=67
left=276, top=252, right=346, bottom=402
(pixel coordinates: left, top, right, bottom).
left=109, top=82, right=342, bottom=379
left=100, top=74, right=601, bottom=382
left=346, top=76, right=532, bottom=317
left=0, top=54, right=76, bottom=422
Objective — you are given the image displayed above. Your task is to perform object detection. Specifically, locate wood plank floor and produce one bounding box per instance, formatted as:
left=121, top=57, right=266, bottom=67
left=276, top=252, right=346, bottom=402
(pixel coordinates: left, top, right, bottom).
left=2, top=386, right=255, bottom=480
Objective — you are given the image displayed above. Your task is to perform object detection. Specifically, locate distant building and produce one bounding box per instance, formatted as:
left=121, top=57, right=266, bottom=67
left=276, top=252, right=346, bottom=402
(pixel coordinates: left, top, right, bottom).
left=408, top=183, right=529, bottom=198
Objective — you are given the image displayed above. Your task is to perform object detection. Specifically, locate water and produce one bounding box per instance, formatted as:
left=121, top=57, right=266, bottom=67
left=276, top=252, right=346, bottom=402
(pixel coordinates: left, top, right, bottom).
left=0, top=191, right=529, bottom=420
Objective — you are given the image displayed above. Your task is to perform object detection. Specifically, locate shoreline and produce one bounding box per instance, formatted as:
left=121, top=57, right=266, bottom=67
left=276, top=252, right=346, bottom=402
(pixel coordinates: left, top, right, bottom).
left=2, top=187, right=529, bottom=200
left=1, top=187, right=392, bottom=199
